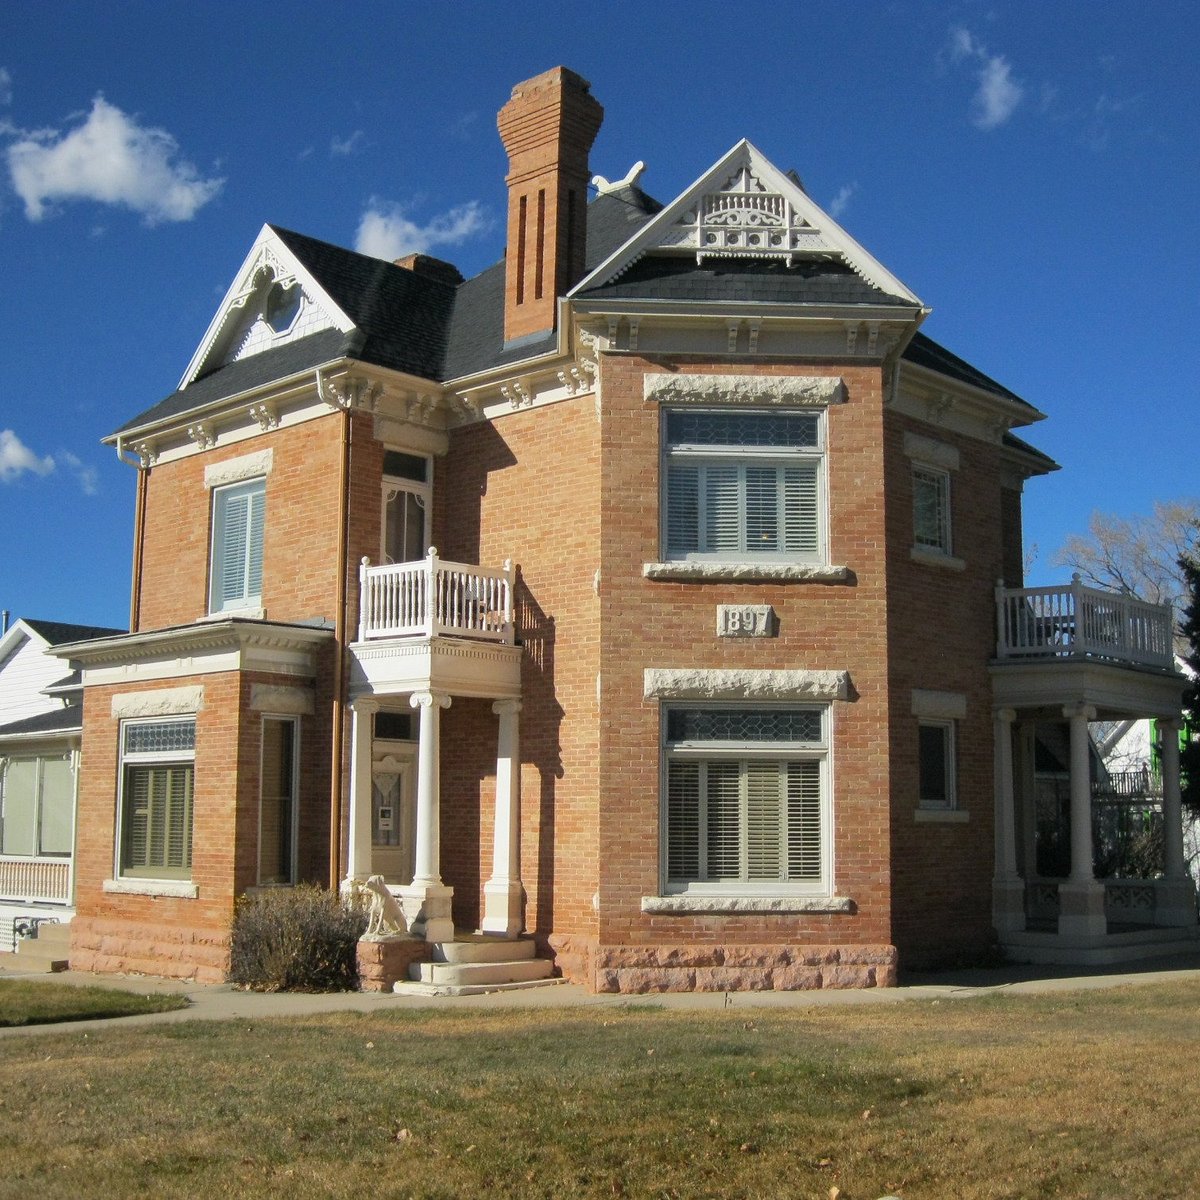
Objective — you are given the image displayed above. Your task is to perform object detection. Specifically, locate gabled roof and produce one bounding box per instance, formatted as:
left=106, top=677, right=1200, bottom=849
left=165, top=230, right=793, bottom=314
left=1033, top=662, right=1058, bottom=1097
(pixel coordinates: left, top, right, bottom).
left=0, top=704, right=82, bottom=740
left=22, top=619, right=124, bottom=645
left=570, top=140, right=924, bottom=310
left=111, top=146, right=1031, bottom=430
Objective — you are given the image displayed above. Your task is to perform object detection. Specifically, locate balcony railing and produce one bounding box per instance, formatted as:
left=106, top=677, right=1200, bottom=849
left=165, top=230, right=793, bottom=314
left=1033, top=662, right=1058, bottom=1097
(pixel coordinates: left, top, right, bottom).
left=358, top=548, right=514, bottom=644
left=0, top=855, right=72, bottom=905
left=995, top=575, right=1174, bottom=670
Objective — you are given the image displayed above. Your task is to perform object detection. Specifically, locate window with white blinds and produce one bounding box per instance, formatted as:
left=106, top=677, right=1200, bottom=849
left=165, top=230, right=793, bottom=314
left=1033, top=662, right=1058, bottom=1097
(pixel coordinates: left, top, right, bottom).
left=663, top=410, right=823, bottom=560
left=663, top=706, right=829, bottom=893
left=118, top=719, right=195, bottom=880
left=209, top=478, right=265, bottom=612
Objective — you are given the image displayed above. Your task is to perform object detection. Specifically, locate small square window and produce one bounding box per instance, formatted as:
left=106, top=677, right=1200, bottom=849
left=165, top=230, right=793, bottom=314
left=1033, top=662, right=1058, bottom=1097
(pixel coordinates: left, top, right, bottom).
left=913, top=466, right=951, bottom=554
left=918, top=721, right=955, bottom=809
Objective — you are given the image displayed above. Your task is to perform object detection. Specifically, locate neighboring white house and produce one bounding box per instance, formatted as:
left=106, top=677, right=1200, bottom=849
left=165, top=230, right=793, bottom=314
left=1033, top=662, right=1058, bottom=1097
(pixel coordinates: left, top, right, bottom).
left=0, top=617, right=123, bottom=950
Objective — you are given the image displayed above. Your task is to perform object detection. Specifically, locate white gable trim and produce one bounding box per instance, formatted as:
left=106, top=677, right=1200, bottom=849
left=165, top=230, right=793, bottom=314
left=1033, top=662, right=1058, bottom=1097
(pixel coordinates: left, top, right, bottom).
left=179, top=224, right=357, bottom=390
left=571, top=140, right=923, bottom=306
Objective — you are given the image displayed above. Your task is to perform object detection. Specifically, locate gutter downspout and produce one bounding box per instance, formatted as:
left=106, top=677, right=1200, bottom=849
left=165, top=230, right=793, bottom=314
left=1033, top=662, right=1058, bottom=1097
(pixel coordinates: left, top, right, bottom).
left=116, top=436, right=148, bottom=632
left=329, top=407, right=352, bottom=888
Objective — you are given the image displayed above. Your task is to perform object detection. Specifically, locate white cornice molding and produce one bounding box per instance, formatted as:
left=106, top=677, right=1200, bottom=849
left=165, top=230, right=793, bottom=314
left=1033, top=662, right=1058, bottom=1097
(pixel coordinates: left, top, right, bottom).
left=644, top=667, right=852, bottom=702
left=644, top=372, right=845, bottom=406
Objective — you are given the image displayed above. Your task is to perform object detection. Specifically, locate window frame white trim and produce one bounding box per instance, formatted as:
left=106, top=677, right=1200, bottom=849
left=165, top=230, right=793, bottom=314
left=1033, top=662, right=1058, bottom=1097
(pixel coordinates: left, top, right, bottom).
left=917, top=718, right=957, bottom=811
left=660, top=407, right=827, bottom=566
left=659, top=703, right=834, bottom=898
left=380, top=453, right=432, bottom=566
left=257, top=714, right=300, bottom=887
left=208, top=476, right=266, bottom=615
left=115, top=716, right=197, bottom=883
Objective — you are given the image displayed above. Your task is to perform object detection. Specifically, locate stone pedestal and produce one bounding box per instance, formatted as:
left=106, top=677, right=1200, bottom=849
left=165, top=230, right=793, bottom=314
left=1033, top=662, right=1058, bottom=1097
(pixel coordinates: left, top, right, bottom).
left=400, top=882, right=455, bottom=943
left=991, top=877, right=1027, bottom=934
left=1058, top=879, right=1107, bottom=940
left=357, top=935, right=430, bottom=992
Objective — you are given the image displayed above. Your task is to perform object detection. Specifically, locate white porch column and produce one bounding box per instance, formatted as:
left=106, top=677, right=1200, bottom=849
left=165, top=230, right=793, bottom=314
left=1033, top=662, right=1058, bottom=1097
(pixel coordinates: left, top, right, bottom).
left=1059, top=703, right=1106, bottom=939
left=401, top=690, right=454, bottom=942
left=992, top=707, right=1024, bottom=933
left=342, top=698, right=377, bottom=892
left=483, top=699, right=524, bottom=938
left=1155, top=720, right=1197, bottom=926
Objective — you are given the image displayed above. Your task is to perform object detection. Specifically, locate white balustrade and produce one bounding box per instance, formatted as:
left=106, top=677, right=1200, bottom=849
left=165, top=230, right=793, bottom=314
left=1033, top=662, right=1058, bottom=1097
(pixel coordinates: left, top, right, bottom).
left=995, top=574, right=1174, bottom=669
left=0, top=855, right=71, bottom=904
left=358, top=548, right=514, bottom=644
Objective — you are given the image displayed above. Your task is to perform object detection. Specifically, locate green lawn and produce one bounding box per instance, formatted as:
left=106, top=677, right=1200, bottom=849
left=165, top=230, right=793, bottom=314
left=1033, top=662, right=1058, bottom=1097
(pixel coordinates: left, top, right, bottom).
left=0, top=980, right=1197, bottom=1199
left=0, top=979, right=189, bottom=1027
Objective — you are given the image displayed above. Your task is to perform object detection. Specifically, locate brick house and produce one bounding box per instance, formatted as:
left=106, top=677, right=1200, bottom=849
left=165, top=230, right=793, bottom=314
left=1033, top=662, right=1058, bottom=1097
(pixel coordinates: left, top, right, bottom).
left=57, top=67, right=1195, bottom=990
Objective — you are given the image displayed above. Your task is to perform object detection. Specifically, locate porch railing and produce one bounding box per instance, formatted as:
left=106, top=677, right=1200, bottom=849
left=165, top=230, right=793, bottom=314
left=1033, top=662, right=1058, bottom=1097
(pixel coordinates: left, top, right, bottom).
left=358, top=549, right=514, bottom=644
left=0, top=855, right=72, bottom=905
left=995, top=575, right=1174, bottom=669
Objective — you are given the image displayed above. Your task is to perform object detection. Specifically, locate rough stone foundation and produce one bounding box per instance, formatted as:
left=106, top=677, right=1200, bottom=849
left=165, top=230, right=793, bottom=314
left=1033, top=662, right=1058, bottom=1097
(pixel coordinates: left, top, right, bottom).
left=357, top=936, right=432, bottom=992
left=590, top=943, right=898, bottom=993
left=69, top=916, right=230, bottom=984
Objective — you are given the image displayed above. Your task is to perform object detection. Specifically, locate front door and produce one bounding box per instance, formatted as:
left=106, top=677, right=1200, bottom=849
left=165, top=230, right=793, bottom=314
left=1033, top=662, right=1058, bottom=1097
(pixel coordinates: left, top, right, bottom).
left=372, top=745, right=416, bottom=885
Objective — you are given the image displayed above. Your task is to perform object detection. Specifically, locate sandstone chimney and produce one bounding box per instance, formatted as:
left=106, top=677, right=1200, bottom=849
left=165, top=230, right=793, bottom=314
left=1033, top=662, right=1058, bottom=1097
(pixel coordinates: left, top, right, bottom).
left=497, top=68, right=603, bottom=344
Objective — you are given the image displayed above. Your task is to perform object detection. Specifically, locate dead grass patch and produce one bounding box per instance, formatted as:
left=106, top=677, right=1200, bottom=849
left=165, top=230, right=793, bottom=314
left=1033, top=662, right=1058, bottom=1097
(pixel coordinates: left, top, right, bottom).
left=0, top=980, right=1197, bottom=1198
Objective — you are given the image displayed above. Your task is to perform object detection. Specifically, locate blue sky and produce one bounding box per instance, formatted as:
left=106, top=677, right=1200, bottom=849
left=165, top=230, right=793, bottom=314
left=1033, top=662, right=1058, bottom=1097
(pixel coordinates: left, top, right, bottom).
left=1, top=1, right=1196, bottom=629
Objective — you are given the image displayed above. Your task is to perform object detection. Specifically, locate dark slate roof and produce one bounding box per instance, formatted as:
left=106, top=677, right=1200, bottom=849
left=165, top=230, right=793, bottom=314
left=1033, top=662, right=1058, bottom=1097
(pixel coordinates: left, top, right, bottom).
left=441, top=186, right=663, bottom=380
left=573, top=254, right=916, bottom=307
left=1002, top=430, right=1059, bottom=472
left=112, top=180, right=1028, bottom=424
left=112, top=328, right=354, bottom=435
left=902, top=331, right=1030, bottom=408
left=23, top=619, right=125, bottom=645
left=0, top=705, right=83, bottom=739
left=271, top=227, right=456, bottom=378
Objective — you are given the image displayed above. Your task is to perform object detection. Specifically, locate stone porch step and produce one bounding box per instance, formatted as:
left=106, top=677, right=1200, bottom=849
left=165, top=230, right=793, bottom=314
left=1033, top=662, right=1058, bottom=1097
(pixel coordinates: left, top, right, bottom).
left=410, top=955, right=555, bottom=989
left=431, top=935, right=538, bottom=965
left=13, top=920, right=70, bottom=973
left=394, top=975, right=570, bottom=998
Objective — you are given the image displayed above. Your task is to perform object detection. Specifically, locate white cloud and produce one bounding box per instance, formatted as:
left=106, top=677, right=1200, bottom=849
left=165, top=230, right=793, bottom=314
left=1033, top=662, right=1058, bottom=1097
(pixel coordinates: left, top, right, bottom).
left=354, top=198, right=489, bottom=261
left=0, top=68, right=12, bottom=107
left=0, top=429, right=54, bottom=483
left=60, top=451, right=99, bottom=496
left=330, top=129, right=365, bottom=157
left=5, top=95, right=223, bottom=224
left=947, top=26, right=1024, bottom=130
left=828, top=182, right=858, bottom=220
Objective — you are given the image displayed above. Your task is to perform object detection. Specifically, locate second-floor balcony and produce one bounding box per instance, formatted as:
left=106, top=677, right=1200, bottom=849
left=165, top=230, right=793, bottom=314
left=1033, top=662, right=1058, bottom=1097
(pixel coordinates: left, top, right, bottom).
left=995, top=575, right=1175, bottom=671
left=358, top=549, right=515, bottom=645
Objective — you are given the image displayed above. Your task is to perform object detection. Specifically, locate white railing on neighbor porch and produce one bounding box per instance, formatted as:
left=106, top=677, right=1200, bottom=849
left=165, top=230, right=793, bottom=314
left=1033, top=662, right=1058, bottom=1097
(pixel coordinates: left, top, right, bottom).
left=358, top=548, right=514, bottom=643
left=995, top=574, right=1174, bottom=669
left=0, top=855, right=72, bottom=905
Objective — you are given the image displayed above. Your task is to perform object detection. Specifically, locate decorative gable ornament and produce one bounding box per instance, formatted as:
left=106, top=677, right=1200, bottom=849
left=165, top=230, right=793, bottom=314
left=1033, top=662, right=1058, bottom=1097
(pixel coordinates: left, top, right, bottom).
left=571, top=139, right=923, bottom=307
left=178, top=224, right=356, bottom=390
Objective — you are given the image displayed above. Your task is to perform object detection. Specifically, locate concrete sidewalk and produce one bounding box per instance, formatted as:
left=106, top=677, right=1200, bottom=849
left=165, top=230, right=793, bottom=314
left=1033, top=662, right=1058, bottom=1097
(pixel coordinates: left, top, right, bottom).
left=3, top=949, right=1199, bottom=1038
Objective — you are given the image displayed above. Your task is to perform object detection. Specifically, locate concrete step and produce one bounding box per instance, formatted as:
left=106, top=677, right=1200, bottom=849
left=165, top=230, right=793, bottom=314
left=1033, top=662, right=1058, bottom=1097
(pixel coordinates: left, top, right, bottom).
left=394, top=976, right=570, bottom=997
left=13, top=920, right=69, bottom=973
left=432, top=936, right=537, bottom=965
left=409, top=955, right=555, bottom=988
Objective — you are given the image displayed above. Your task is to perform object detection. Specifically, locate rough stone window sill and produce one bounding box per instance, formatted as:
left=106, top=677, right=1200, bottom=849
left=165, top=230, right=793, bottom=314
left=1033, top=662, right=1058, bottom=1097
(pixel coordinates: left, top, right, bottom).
left=104, top=878, right=199, bottom=899
left=199, top=605, right=265, bottom=622
left=643, top=562, right=852, bottom=584
left=910, top=547, right=966, bottom=572
left=914, top=808, right=969, bottom=824
left=641, top=894, right=854, bottom=915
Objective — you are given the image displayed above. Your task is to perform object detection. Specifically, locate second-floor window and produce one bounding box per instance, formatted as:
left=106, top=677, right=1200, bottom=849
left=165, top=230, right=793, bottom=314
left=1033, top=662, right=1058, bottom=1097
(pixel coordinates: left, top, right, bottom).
left=663, top=409, right=823, bottom=561
left=913, top=466, right=951, bottom=555
left=210, top=478, right=265, bottom=613
left=382, top=451, right=431, bottom=565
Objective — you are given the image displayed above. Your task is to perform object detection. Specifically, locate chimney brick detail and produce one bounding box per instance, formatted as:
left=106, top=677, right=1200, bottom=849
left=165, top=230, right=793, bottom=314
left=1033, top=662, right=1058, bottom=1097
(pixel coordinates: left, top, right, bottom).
left=498, top=67, right=603, bottom=344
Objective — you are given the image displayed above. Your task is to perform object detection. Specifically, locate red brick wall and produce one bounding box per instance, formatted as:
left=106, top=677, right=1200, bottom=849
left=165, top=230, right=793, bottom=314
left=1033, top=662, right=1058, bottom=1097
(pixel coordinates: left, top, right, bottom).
left=136, top=414, right=346, bottom=631
left=593, top=356, right=896, bottom=980
left=436, top=393, right=602, bottom=943
left=71, top=669, right=325, bottom=982
left=883, top=410, right=1006, bottom=966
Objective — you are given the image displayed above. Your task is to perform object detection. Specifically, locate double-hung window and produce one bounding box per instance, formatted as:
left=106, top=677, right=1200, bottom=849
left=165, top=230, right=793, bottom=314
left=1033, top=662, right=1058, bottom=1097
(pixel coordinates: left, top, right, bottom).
left=0, top=755, right=74, bottom=857
left=119, top=718, right=195, bottom=880
left=209, top=478, right=265, bottom=613
left=663, top=409, right=823, bottom=561
left=918, top=720, right=956, bottom=810
left=912, top=465, right=951, bottom=555
left=663, top=706, right=830, bottom=894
